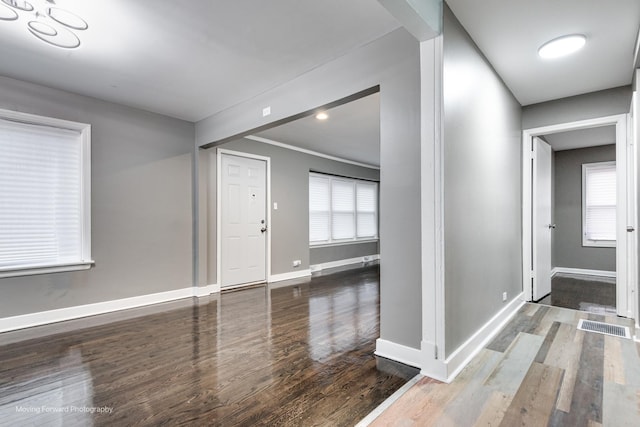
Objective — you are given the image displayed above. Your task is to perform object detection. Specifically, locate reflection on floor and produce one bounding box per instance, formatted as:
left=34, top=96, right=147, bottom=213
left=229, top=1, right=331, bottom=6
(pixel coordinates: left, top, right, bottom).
left=370, top=304, right=640, bottom=426
left=0, top=265, right=418, bottom=426
left=538, top=274, right=616, bottom=315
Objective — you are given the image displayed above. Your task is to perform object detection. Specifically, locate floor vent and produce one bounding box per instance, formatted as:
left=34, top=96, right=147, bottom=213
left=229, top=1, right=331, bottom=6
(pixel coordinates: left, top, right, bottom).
left=577, top=319, right=631, bottom=339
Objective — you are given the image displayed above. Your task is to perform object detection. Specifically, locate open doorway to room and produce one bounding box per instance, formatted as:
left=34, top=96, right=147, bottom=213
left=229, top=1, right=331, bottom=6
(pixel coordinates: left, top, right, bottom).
left=523, top=115, right=636, bottom=318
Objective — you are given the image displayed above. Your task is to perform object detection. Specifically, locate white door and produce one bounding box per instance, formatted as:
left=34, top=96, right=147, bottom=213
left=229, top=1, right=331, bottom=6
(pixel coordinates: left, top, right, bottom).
left=220, top=153, right=267, bottom=287
left=533, top=137, right=553, bottom=300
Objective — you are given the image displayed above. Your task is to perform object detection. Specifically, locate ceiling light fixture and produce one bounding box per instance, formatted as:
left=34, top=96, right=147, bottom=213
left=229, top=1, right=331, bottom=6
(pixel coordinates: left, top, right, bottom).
left=1, top=0, right=88, bottom=49
left=538, top=34, right=586, bottom=59
left=316, top=112, right=329, bottom=120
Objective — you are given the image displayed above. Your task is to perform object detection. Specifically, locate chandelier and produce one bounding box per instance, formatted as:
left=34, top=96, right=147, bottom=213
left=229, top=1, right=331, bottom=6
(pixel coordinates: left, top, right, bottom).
left=0, top=0, right=88, bottom=49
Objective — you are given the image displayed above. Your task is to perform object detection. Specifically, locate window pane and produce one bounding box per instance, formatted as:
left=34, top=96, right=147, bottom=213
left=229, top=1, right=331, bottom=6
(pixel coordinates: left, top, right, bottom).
left=584, top=163, right=616, bottom=242
left=332, top=212, right=355, bottom=240
left=310, top=212, right=330, bottom=242
left=357, top=213, right=376, bottom=238
left=356, top=183, right=376, bottom=212
left=309, top=175, right=330, bottom=211
left=332, top=180, right=354, bottom=212
left=0, top=119, right=83, bottom=268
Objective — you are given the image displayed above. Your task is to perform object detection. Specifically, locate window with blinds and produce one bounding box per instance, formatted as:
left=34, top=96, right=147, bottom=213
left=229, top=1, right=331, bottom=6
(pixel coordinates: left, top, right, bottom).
left=0, top=110, right=93, bottom=278
left=309, top=173, right=378, bottom=244
left=582, top=161, right=616, bottom=247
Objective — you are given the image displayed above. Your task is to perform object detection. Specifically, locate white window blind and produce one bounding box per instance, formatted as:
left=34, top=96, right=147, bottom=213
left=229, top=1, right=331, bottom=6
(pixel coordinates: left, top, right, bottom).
left=356, top=182, right=377, bottom=238
left=309, top=173, right=378, bottom=245
left=309, top=175, right=330, bottom=243
left=0, top=111, right=92, bottom=277
left=583, top=161, right=616, bottom=245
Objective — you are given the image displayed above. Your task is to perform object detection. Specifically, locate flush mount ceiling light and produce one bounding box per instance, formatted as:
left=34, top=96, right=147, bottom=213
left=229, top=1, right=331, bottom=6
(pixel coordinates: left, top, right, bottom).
left=1, top=0, right=88, bottom=49
left=538, top=34, right=586, bottom=59
left=316, top=112, right=329, bottom=120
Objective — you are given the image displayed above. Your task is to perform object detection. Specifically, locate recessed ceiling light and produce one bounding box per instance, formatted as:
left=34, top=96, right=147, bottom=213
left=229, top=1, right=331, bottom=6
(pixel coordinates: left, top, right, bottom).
left=316, top=112, right=329, bottom=120
left=538, top=34, right=586, bottom=59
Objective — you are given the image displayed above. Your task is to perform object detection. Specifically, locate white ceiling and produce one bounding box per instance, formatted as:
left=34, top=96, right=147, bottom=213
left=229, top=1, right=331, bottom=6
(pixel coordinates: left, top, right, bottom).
left=254, top=92, right=380, bottom=167
left=446, top=0, right=640, bottom=106
left=544, top=125, right=616, bottom=151
left=0, top=0, right=400, bottom=122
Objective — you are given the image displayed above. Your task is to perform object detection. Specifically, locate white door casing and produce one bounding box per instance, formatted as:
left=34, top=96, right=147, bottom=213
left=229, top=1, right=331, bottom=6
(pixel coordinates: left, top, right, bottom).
left=218, top=150, right=269, bottom=288
left=533, top=137, right=553, bottom=301
left=522, top=114, right=634, bottom=318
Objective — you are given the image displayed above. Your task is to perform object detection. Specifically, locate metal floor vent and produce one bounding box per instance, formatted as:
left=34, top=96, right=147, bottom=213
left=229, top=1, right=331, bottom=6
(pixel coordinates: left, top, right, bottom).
left=577, top=319, right=631, bottom=339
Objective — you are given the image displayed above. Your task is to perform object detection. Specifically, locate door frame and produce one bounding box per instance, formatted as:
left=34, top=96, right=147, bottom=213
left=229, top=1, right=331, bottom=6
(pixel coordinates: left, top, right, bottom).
left=216, top=148, right=272, bottom=289
left=522, top=114, right=636, bottom=318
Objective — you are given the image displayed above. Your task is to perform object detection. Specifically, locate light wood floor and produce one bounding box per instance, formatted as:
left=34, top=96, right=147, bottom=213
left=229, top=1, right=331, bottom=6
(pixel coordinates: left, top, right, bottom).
left=0, top=265, right=418, bottom=426
left=371, top=304, right=640, bottom=426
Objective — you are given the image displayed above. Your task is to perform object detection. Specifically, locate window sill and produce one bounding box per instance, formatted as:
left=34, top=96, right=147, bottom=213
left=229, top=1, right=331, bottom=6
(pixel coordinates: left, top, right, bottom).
left=0, top=261, right=95, bottom=279
left=582, top=240, right=615, bottom=248
left=310, top=239, right=379, bottom=249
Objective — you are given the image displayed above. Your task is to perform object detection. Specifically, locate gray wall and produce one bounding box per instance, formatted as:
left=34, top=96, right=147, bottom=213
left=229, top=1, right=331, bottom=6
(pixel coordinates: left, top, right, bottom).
left=554, top=145, right=616, bottom=271
left=442, top=7, right=523, bottom=355
left=310, top=242, right=379, bottom=265
left=200, top=138, right=379, bottom=283
left=0, top=76, right=194, bottom=317
left=522, top=86, right=631, bottom=129
left=196, top=28, right=422, bottom=349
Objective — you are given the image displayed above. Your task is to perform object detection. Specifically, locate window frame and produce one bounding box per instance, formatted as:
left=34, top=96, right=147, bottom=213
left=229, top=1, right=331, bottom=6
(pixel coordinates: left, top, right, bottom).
left=309, top=172, right=378, bottom=247
left=582, top=160, right=616, bottom=248
left=0, top=108, right=93, bottom=278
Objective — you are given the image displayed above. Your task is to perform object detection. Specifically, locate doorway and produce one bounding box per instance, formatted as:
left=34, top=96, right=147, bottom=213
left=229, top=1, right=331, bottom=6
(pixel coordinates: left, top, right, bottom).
left=217, top=149, right=271, bottom=289
left=523, top=114, right=636, bottom=318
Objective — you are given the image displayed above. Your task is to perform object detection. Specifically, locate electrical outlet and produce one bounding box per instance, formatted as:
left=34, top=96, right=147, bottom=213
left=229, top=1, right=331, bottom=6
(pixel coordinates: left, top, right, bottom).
left=293, top=260, right=301, bottom=268
left=502, top=292, right=508, bottom=302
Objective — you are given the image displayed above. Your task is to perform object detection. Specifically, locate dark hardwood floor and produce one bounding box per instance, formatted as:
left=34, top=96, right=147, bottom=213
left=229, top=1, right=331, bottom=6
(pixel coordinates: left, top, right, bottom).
left=538, top=274, right=616, bottom=315
left=0, top=265, right=417, bottom=426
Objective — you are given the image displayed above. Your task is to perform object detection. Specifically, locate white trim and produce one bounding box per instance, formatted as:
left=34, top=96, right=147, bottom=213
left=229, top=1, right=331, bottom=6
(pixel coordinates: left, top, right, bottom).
left=551, top=267, right=616, bottom=278
left=0, top=287, right=199, bottom=333
left=245, top=135, right=380, bottom=170
left=309, top=239, right=378, bottom=248
left=420, top=35, right=446, bottom=384
left=421, top=294, right=525, bottom=383
left=0, top=261, right=95, bottom=279
left=216, top=149, right=272, bottom=289
left=355, top=374, right=422, bottom=427
left=193, top=283, right=220, bottom=297
left=522, top=114, right=634, bottom=319
left=374, top=339, right=422, bottom=368
left=310, top=254, right=380, bottom=273
left=268, top=269, right=312, bottom=283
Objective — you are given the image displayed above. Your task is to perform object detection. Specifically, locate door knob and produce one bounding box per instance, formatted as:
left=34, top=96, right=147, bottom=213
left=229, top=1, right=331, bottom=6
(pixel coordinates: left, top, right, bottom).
left=260, top=227, right=267, bottom=233
left=548, top=224, right=556, bottom=229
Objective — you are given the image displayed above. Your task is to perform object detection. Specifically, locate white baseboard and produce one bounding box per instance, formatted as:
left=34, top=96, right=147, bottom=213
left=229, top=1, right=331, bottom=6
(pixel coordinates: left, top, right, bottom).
left=551, top=267, right=616, bottom=278
left=421, top=293, right=525, bottom=383
left=193, top=283, right=220, bottom=297
left=0, top=287, right=201, bottom=333
left=374, top=338, right=422, bottom=368
left=310, top=254, right=380, bottom=273
left=268, top=269, right=312, bottom=283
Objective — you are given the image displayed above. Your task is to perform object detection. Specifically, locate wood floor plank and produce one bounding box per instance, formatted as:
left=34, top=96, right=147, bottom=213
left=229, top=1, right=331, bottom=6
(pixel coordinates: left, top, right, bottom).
left=604, top=335, right=625, bottom=385
left=472, top=391, right=511, bottom=427
left=499, top=362, right=564, bottom=427
left=602, top=382, right=640, bottom=427
left=0, top=265, right=419, bottom=426
left=544, top=323, right=585, bottom=412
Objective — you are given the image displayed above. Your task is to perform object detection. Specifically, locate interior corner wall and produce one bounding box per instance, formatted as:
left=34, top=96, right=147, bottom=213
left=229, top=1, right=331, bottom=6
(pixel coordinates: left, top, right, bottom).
left=195, top=28, right=423, bottom=349
left=522, top=86, right=632, bottom=129
left=0, top=76, right=194, bottom=318
left=442, top=6, right=523, bottom=356
left=202, top=138, right=379, bottom=283
left=553, top=145, right=617, bottom=271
